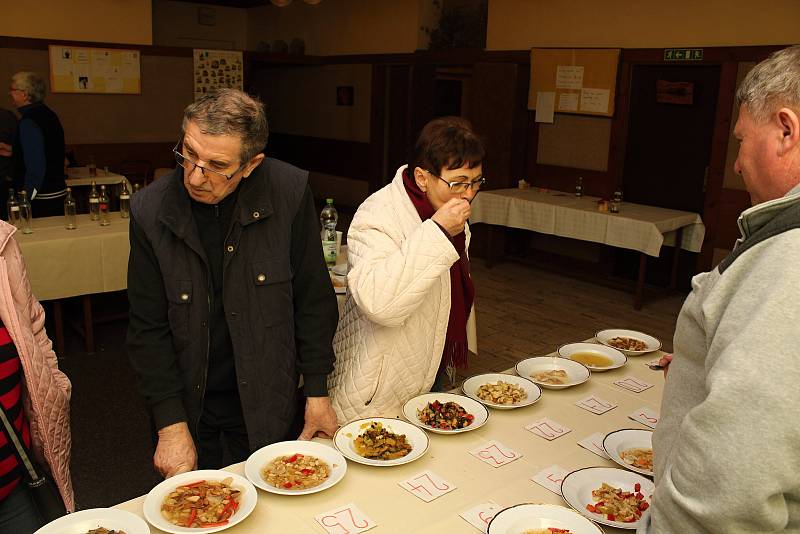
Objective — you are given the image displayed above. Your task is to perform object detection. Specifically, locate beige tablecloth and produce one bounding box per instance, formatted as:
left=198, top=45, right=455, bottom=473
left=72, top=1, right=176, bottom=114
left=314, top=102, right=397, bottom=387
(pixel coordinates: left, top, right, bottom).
left=14, top=214, right=130, bottom=301
left=470, top=188, right=705, bottom=257
left=67, top=167, right=131, bottom=190
left=116, top=347, right=665, bottom=533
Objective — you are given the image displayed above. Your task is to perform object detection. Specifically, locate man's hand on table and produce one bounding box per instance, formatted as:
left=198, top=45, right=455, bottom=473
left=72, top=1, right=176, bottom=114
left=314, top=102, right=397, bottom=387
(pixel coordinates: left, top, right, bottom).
left=659, top=354, right=673, bottom=379
left=0, top=143, right=11, bottom=157
left=155, top=422, right=197, bottom=478
left=298, top=396, right=339, bottom=440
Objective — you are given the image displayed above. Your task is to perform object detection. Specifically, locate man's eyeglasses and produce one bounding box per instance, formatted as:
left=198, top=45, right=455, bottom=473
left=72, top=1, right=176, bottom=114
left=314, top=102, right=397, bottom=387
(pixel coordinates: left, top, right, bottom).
left=425, top=170, right=485, bottom=194
left=173, top=141, right=244, bottom=181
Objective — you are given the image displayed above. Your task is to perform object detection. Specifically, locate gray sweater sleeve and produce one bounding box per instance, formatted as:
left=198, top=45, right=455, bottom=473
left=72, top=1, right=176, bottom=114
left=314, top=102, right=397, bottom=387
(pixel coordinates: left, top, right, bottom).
left=650, top=231, right=800, bottom=533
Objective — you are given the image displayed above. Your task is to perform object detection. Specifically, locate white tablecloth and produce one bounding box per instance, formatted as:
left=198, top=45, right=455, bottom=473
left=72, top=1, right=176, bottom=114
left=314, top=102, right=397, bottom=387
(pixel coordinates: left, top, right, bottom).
left=14, top=214, right=130, bottom=301
left=116, top=347, right=665, bottom=533
left=470, top=188, right=705, bottom=257
left=66, top=167, right=130, bottom=190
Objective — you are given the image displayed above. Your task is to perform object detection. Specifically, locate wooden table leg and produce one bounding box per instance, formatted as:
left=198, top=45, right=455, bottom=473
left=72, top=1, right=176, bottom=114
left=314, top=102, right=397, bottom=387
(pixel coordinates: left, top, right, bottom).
left=670, top=227, right=685, bottom=291
left=82, top=295, right=95, bottom=354
left=634, top=253, right=647, bottom=310
left=52, top=300, right=65, bottom=358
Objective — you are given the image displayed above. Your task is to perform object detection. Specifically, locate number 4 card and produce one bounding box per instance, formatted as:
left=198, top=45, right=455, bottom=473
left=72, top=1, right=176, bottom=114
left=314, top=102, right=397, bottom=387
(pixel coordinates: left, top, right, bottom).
left=315, top=503, right=376, bottom=534
left=399, top=470, right=456, bottom=502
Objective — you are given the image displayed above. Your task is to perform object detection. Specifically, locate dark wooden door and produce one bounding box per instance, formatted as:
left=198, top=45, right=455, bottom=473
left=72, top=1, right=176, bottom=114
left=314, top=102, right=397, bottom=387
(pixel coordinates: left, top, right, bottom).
left=622, top=65, right=721, bottom=213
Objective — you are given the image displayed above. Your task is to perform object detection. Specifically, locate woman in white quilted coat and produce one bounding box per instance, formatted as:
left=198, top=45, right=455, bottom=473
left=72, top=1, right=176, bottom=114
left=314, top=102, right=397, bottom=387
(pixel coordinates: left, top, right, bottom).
left=329, top=117, right=484, bottom=423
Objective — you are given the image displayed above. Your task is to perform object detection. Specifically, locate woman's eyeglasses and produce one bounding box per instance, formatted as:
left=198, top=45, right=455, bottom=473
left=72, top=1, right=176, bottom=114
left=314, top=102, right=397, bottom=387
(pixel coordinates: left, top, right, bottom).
left=425, top=170, right=485, bottom=193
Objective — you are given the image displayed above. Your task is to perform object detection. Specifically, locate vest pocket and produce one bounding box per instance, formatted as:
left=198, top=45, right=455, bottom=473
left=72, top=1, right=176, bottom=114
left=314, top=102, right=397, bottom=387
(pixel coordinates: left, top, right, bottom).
left=166, top=279, right=192, bottom=352
left=251, top=258, right=293, bottom=327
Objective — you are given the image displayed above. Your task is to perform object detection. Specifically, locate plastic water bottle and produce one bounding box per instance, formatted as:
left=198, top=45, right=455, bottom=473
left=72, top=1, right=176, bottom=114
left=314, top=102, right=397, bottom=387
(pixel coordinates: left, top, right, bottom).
left=119, top=181, right=130, bottom=219
left=18, top=190, right=32, bottom=234
left=6, top=189, right=20, bottom=228
left=320, top=198, right=338, bottom=267
left=64, top=187, right=77, bottom=230
left=89, top=181, right=100, bottom=220
left=98, top=185, right=110, bottom=226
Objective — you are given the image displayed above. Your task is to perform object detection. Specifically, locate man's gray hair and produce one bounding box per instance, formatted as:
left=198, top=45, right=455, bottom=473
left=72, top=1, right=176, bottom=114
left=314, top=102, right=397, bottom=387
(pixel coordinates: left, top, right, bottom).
left=737, top=45, right=800, bottom=122
left=182, top=88, right=269, bottom=163
left=11, top=71, right=46, bottom=103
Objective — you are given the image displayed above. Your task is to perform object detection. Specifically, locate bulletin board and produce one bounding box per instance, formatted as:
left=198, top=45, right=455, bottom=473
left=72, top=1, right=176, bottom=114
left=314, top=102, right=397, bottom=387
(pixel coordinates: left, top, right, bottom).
left=528, top=48, right=620, bottom=117
left=48, top=45, right=141, bottom=94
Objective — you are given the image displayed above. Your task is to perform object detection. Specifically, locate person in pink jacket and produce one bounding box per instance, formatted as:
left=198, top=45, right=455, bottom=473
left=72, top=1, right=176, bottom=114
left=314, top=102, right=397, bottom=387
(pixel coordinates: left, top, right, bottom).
left=0, top=219, right=72, bottom=532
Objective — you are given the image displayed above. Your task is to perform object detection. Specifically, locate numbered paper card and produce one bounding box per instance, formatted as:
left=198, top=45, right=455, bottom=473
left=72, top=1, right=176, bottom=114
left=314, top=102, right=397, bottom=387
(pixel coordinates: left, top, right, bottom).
left=525, top=418, right=571, bottom=441
left=459, top=501, right=503, bottom=533
left=614, top=376, right=654, bottom=393
left=532, top=464, right=570, bottom=495
left=629, top=406, right=660, bottom=428
left=575, top=395, right=617, bottom=415
left=399, top=470, right=456, bottom=503
left=315, top=503, right=376, bottom=534
left=577, top=432, right=611, bottom=459
left=469, top=440, right=523, bottom=468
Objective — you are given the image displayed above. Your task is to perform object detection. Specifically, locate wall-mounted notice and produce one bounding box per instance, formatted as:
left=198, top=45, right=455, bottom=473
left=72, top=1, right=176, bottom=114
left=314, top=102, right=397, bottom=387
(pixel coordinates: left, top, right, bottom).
left=49, top=45, right=140, bottom=94
left=194, top=49, right=243, bottom=101
left=529, top=48, right=620, bottom=117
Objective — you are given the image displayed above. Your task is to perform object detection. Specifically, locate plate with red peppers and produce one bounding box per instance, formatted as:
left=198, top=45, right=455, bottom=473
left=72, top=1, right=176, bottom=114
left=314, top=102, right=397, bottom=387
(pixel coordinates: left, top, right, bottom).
left=244, top=440, right=347, bottom=495
left=402, top=392, right=489, bottom=434
left=561, top=467, right=654, bottom=530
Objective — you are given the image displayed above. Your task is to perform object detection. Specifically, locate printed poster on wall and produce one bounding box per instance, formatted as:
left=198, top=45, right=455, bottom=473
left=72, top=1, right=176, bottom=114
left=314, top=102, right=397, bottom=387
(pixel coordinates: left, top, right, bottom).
left=48, top=45, right=140, bottom=94
left=194, top=49, right=243, bottom=101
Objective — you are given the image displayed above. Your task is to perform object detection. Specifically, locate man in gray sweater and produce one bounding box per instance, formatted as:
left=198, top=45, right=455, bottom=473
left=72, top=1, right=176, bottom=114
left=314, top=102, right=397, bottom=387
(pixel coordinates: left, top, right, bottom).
left=641, top=45, right=800, bottom=533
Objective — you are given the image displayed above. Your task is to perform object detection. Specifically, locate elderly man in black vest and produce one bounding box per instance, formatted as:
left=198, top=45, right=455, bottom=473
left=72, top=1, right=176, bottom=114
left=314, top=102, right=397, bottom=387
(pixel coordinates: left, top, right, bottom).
left=127, top=89, right=339, bottom=477
left=0, top=72, right=67, bottom=217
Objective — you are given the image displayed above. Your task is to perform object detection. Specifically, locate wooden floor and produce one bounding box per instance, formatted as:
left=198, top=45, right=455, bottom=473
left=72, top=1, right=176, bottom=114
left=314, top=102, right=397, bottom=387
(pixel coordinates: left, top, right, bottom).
left=455, top=259, right=686, bottom=383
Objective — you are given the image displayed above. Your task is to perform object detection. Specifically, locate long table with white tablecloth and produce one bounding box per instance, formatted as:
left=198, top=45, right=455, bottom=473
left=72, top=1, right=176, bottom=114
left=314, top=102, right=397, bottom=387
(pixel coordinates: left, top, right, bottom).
left=469, top=188, right=706, bottom=309
left=115, top=345, right=665, bottom=533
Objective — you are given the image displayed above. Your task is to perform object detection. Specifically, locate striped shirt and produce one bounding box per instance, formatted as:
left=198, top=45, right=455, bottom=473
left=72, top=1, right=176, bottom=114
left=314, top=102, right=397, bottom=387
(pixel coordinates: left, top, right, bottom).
left=0, top=322, right=29, bottom=501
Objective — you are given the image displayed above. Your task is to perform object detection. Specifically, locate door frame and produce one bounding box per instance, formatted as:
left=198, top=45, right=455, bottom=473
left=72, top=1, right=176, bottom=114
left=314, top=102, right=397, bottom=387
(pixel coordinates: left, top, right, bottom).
left=607, top=46, right=784, bottom=272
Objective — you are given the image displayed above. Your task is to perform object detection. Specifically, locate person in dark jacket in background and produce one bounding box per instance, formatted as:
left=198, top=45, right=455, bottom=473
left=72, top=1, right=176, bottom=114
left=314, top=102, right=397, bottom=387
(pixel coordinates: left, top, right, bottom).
left=0, top=72, right=67, bottom=217
left=126, top=89, right=339, bottom=478
left=0, top=108, right=16, bottom=220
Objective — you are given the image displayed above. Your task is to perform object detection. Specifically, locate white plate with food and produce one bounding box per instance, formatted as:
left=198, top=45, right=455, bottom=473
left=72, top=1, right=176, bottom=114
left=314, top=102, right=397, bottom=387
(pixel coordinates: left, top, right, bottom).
left=515, top=356, right=591, bottom=389
left=34, top=508, right=150, bottom=534
left=557, top=343, right=627, bottom=372
left=461, top=373, right=542, bottom=410
left=595, top=329, right=661, bottom=356
left=402, top=392, right=489, bottom=434
left=333, top=417, right=429, bottom=467
left=244, top=440, right=347, bottom=495
left=143, top=469, right=257, bottom=533
left=602, top=429, right=654, bottom=477
left=561, top=466, right=654, bottom=530
left=487, top=503, right=604, bottom=534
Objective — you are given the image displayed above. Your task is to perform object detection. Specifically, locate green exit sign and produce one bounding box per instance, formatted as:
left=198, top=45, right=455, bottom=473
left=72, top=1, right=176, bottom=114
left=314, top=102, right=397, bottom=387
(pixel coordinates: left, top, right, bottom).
left=664, top=48, right=703, bottom=61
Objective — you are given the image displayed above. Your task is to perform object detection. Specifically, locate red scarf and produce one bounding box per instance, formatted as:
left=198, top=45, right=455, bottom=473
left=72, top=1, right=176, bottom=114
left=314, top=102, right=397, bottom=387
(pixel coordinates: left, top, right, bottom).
left=403, top=169, right=475, bottom=370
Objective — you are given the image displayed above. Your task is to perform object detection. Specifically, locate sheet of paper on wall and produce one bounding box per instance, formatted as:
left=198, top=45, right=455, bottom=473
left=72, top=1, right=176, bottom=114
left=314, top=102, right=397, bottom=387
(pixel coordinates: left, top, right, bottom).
left=558, top=92, right=579, bottom=112
left=556, top=65, right=584, bottom=89
left=535, top=91, right=555, bottom=123
left=580, top=88, right=610, bottom=114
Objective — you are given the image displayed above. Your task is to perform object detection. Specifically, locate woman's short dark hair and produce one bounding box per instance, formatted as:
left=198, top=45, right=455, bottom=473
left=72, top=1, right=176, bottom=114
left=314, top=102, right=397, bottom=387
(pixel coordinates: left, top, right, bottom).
left=410, top=116, right=485, bottom=175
